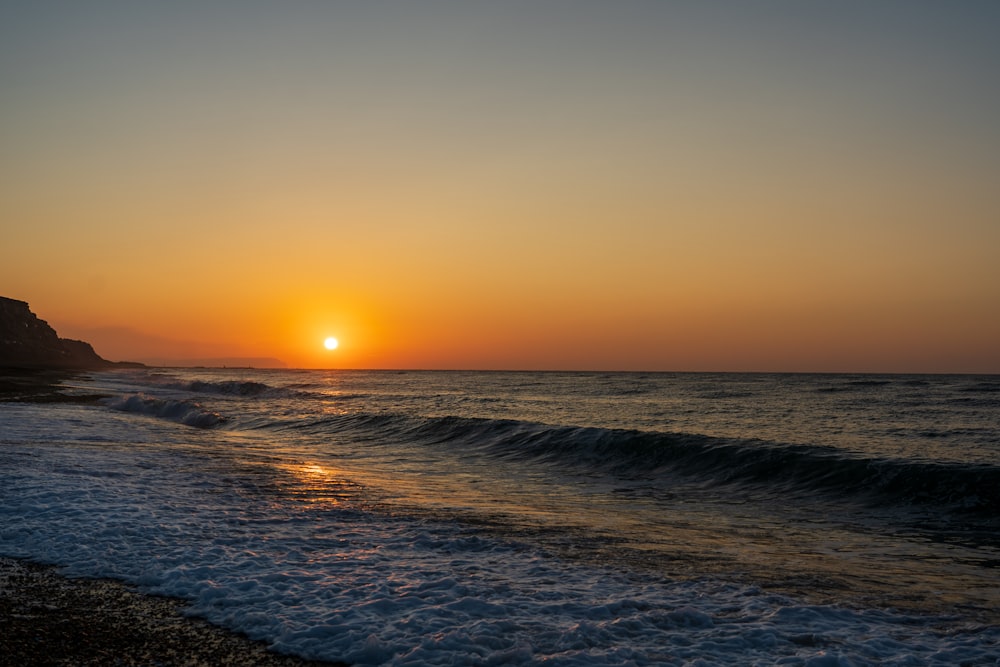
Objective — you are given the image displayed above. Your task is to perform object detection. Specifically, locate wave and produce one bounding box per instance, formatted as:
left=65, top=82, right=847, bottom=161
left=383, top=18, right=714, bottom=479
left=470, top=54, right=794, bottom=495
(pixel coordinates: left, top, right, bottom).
left=138, top=371, right=308, bottom=399
left=291, top=412, right=1000, bottom=518
left=172, top=378, right=296, bottom=398
left=170, top=378, right=368, bottom=402
left=185, top=379, right=272, bottom=396
left=961, top=380, right=1000, bottom=394
left=104, top=394, right=226, bottom=429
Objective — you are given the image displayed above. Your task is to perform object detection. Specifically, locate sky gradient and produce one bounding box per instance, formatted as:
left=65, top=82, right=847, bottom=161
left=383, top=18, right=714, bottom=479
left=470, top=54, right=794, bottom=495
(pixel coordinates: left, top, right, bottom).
left=3, top=1, right=998, bottom=371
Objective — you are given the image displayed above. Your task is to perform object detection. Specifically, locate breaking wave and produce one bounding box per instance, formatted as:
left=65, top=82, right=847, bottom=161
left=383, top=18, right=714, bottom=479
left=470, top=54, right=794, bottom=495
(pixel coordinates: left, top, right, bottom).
left=104, top=394, right=226, bottom=429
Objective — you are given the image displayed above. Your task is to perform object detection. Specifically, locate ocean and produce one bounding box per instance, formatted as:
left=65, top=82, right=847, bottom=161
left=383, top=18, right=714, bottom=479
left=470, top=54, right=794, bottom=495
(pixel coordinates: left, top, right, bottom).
left=1, top=368, right=998, bottom=665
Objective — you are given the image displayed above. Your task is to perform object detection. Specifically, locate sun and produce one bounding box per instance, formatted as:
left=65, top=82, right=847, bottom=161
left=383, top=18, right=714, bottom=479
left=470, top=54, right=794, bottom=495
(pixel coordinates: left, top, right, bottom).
left=323, top=337, right=339, bottom=350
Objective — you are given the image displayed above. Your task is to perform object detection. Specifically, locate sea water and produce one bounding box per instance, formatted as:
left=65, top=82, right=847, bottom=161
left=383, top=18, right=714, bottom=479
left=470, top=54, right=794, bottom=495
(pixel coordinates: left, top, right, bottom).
left=1, top=369, right=998, bottom=665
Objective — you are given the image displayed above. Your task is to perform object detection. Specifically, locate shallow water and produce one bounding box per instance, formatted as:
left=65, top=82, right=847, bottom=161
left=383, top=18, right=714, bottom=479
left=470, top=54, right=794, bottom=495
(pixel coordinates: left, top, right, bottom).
left=2, top=369, right=998, bottom=665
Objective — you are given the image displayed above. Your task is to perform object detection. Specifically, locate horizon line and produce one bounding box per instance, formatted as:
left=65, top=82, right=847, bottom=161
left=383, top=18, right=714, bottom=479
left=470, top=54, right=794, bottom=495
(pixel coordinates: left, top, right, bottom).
left=123, top=365, right=1000, bottom=376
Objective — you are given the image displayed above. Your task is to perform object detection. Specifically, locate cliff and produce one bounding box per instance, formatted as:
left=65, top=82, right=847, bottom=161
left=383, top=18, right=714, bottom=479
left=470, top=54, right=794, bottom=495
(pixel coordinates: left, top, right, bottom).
left=0, top=297, right=119, bottom=369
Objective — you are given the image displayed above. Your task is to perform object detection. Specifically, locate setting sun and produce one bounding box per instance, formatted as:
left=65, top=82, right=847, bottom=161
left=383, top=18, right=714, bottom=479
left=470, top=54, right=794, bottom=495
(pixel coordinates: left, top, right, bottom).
left=324, top=337, right=339, bottom=351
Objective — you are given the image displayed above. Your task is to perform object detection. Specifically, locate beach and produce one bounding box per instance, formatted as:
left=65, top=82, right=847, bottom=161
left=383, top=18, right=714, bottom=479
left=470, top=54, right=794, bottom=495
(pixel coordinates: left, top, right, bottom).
left=0, top=557, right=345, bottom=667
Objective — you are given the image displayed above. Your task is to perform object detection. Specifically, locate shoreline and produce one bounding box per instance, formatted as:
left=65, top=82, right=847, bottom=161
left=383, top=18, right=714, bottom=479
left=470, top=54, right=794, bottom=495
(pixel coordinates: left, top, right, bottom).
left=0, top=557, right=347, bottom=666
left=0, top=368, right=109, bottom=404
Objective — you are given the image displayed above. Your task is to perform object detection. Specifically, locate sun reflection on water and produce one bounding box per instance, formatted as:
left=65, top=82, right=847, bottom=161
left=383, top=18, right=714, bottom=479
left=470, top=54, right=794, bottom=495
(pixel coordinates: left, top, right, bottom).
left=276, top=462, right=363, bottom=506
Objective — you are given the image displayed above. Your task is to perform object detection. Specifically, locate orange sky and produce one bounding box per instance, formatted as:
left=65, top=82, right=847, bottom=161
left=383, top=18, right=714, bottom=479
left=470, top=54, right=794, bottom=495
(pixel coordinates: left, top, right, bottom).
left=2, top=2, right=999, bottom=371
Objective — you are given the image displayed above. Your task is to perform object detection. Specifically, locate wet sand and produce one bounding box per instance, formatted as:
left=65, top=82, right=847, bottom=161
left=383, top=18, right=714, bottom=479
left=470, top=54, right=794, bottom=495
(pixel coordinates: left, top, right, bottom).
left=0, top=557, right=347, bottom=666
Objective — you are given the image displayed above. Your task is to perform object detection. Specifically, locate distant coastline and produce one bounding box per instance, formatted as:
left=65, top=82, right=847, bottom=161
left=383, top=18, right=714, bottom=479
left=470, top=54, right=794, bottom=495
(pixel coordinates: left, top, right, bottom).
left=141, top=357, right=288, bottom=369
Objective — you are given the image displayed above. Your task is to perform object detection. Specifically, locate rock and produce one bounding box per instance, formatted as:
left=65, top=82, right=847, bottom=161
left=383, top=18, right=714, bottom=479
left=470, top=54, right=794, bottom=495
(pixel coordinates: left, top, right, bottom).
left=0, top=296, right=124, bottom=369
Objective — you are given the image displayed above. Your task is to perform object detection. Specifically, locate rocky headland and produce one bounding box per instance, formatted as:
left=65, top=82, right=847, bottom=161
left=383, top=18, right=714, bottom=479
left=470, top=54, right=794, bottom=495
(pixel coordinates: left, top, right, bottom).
left=0, top=296, right=137, bottom=370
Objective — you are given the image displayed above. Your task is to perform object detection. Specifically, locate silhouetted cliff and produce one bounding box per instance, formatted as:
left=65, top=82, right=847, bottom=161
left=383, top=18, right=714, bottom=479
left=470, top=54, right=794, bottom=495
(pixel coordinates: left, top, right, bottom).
left=0, top=297, right=119, bottom=369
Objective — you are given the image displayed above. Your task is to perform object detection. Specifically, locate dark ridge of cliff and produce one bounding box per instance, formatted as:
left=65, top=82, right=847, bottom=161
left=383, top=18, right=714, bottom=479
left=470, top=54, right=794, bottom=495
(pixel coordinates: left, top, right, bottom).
left=0, top=296, right=138, bottom=370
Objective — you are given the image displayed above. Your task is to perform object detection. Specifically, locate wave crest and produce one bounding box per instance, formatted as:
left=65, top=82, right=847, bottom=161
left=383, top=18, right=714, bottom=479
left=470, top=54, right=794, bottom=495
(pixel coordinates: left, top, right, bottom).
left=105, top=394, right=226, bottom=429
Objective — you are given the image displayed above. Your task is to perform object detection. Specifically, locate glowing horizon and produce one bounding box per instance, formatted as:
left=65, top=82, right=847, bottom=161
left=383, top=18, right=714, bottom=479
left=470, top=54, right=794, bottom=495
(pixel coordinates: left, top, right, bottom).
left=3, top=2, right=998, bottom=373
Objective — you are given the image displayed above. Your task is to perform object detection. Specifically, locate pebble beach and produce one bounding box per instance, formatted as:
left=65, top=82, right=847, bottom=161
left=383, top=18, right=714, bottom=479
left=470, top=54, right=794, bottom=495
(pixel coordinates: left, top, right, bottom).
left=0, top=557, right=345, bottom=667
